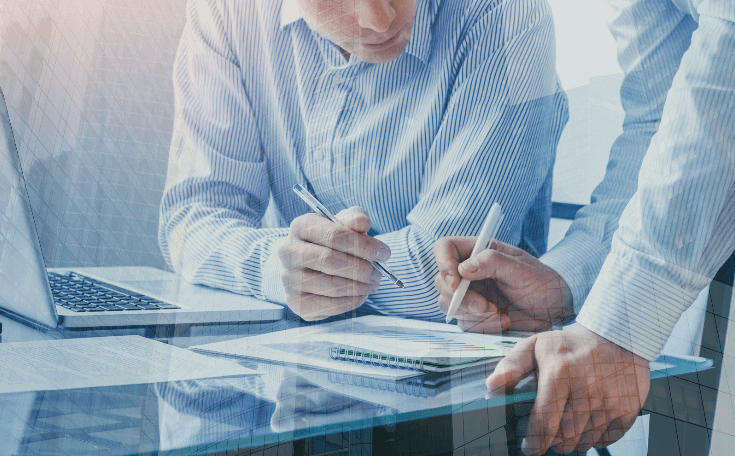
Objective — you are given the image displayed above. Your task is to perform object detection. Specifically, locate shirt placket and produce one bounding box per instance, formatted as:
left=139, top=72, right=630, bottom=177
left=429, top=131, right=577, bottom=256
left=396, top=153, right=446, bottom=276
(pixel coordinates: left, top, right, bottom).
left=304, top=73, right=348, bottom=212
left=307, top=40, right=364, bottom=210
left=331, top=71, right=368, bottom=206
left=326, top=68, right=358, bottom=190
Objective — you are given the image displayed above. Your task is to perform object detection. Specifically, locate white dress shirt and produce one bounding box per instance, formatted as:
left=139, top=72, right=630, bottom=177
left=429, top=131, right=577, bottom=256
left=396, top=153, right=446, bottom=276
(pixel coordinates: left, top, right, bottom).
left=159, top=0, right=568, bottom=319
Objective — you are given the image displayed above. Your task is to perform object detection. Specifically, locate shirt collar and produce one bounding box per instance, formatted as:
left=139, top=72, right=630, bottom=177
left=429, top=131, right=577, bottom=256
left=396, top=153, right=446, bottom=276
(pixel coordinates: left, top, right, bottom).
left=280, top=0, right=438, bottom=64
left=403, top=0, right=437, bottom=64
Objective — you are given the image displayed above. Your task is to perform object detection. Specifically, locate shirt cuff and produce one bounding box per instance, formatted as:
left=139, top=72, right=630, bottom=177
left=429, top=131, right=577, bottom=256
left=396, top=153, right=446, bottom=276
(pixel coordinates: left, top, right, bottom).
left=539, top=230, right=609, bottom=314
left=576, top=252, right=700, bottom=361
left=261, top=237, right=289, bottom=305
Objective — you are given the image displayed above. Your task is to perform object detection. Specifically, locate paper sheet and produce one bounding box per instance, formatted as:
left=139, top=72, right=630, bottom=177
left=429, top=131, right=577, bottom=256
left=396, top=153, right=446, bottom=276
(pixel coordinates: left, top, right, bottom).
left=0, top=336, right=258, bottom=394
left=191, top=316, right=524, bottom=379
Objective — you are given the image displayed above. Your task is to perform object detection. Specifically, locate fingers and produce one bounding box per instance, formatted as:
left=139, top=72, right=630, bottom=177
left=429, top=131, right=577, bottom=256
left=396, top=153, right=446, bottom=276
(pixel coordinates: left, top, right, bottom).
left=595, top=412, right=639, bottom=449
left=493, top=327, right=651, bottom=455
left=434, top=266, right=458, bottom=302
left=436, top=273, right=507, bottom=315
left=290, top=213, right=390, bottom=262
left=502, top=311, right=553, bottom=333
left=280, top=238, right=381, bottom=283
left=487, top=239, right=530, bottom=257
left=433, top=237, right=477, bottom=289
left=279, top=229, right=382, bottom=320
left=281, top=267, right=381, bottom=297
left=567, top=379, right=607, bottom=453
left=436, top=284, right=495, bottom=316
left=456, top=314, right=509, bottom=334
left=574, top=410, right=608, bottom=453
left=486, top=335, right=539, bottom=393
left=458, top=248, right=522, bottom=283
left=435, top=274, right=508, bottom=333
left=523, top=361, right=572, bottom=456
left=283, top=291, right=366, bottom=321
left=549, top=400, right=590, bottom=455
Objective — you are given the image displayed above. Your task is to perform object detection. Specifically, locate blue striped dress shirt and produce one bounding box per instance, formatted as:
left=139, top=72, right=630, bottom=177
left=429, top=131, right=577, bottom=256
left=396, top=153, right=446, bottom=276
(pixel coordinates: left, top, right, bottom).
left=159, top=0, right=568, bottom=320
left=541, top=0, right=735, bottom=360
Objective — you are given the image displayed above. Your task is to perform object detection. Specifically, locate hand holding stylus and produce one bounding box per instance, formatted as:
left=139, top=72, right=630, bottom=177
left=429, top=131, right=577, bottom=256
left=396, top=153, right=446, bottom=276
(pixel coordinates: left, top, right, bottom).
left=443, top=203, right=504, bottom=323
left=434, top=230, right=574, bottom=334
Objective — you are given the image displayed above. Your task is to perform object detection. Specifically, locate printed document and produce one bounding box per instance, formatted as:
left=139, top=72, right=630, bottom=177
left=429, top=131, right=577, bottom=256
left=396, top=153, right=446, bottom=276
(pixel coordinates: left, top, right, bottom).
left=0, top=336, right=257, bottom=393
left=191, top=316, right=524, bottom=379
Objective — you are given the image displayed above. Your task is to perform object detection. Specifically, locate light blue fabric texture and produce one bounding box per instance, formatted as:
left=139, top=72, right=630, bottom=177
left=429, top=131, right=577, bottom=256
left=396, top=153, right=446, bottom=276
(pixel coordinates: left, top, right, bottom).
left=540, top=0, right=735, bottom=360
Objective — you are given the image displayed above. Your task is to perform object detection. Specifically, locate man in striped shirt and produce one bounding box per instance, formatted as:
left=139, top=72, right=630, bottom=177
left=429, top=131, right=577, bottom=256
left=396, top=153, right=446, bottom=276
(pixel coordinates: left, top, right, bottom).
left=435, top=0, right=735, bottom=454
left=159, top=0, right=568, bottom=321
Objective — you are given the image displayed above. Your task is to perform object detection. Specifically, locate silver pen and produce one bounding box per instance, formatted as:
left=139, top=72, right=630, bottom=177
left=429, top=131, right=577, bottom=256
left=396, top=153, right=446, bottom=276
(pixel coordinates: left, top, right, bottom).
left=292, top=184, right=405, bottom=288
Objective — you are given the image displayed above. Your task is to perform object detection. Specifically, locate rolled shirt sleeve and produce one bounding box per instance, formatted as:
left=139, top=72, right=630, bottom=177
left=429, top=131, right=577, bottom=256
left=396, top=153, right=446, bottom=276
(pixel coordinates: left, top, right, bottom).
left=159, top=0, right=289, bottom=302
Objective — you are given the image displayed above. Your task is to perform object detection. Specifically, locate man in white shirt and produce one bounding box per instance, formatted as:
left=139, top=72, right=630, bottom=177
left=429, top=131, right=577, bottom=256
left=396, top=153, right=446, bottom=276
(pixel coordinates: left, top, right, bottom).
left=434, top=0, right=735, bottom=454
left=159, top=0, right=568, bottom=322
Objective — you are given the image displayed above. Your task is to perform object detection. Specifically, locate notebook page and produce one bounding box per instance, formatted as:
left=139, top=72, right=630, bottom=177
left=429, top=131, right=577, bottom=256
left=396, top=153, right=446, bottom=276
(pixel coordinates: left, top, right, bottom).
left=192, top=339, right=422, bottom=380
left=191, top=316, right=525, bottom=373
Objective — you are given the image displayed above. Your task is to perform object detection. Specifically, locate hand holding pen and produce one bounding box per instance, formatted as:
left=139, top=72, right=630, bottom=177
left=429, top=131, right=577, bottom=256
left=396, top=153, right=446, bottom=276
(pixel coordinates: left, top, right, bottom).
left=435, top=202, right=572, bottom=334
left=277, top=184, right=403, bottom=321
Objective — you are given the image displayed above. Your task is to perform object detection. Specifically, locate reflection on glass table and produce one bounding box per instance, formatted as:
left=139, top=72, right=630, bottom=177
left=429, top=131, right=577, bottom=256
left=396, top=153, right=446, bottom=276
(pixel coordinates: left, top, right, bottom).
left=155, top=360, right=530, bottom=455
left=153, top=355, right=712, bottom=456
left=0, top=353, right=712, bottom=456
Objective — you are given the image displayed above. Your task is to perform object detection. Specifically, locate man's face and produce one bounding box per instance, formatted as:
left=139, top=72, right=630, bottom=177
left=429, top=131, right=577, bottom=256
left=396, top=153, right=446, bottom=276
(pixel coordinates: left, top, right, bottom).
left=296, top=0, right=417, bottom=64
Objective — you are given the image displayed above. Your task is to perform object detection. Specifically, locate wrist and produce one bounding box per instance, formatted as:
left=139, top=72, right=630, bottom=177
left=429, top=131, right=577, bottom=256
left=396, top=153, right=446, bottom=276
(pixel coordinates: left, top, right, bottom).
left=546, top=266, right=574, bottom=325
left=574, top=324, right=650, bottom=369
left=560, top=275, right=574, bottom=319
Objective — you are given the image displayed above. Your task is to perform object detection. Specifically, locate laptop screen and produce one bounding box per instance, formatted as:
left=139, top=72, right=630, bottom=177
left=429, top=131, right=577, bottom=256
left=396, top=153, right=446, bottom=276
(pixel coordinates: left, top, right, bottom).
left=0, top=89, right=58, bottom=328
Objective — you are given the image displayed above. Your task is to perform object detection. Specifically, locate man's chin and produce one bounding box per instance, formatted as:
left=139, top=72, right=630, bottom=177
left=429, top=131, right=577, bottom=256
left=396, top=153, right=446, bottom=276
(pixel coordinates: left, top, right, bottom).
left=355, top=43, right=409, bottom=64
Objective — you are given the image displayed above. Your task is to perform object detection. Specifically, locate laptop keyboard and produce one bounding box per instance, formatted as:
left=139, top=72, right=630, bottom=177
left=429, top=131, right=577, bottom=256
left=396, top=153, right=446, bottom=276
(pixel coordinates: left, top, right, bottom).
left=48, top=272, right=180, bottom=312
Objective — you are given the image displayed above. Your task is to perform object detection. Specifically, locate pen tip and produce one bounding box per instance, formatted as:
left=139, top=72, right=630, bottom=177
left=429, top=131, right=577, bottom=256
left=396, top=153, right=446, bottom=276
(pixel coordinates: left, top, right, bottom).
left=445, top=316, right=452, bottom=324
left=396, top=280, right=405, bottom=288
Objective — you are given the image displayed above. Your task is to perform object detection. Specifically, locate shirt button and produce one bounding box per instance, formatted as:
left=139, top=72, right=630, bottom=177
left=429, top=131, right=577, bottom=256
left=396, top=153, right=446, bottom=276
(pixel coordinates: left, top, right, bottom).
left=313, top=148, right=323, bottom=160
left=333, top=74, right=343, bottom=85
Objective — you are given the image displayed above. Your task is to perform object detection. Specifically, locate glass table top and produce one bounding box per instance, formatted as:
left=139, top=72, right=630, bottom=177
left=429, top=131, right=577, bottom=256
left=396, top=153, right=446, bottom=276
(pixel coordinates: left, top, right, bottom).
left=0, top=349, right=712, bottom=456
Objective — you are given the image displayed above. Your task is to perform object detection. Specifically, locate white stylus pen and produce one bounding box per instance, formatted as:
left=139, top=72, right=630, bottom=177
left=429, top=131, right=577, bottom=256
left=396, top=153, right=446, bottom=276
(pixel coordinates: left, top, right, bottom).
left=445, top=203, right=504, bottom=324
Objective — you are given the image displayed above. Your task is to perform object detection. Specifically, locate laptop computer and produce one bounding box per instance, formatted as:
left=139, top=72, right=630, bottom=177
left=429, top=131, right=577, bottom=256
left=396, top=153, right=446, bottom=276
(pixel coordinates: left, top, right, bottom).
left=0, top=88, right=283, bottom=329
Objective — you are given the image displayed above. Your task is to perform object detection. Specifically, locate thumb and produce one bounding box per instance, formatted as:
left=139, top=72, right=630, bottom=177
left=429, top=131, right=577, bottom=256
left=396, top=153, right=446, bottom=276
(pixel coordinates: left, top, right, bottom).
left=335, top=206, right=371, bottom=233
left=486, top=335, right=538, bottom=393
left=434, top=237, right=477, bottom=289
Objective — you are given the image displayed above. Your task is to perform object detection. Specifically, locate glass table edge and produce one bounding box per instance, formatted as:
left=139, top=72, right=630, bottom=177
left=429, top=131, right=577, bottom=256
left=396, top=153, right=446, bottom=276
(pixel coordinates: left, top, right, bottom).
left=137, top=357, right=713, bottom=455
